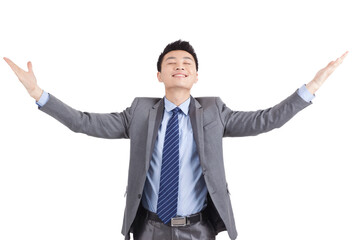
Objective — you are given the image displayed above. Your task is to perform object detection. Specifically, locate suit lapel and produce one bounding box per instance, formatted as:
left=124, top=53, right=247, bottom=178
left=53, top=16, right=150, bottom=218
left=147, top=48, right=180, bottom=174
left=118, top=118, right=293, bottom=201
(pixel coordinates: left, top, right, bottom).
left=189, top=96, right=205, bottom=166
left=145, top=98, right=164, bottom=171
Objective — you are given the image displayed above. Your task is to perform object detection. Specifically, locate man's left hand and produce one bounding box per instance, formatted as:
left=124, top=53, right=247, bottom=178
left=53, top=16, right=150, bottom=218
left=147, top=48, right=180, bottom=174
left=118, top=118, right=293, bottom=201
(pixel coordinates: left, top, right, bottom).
left=306, top=51, right=349, bottom=94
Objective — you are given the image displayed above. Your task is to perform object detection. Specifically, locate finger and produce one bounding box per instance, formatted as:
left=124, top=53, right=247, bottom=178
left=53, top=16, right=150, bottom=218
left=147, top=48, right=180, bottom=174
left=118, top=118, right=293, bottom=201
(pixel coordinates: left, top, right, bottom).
left=322, top=61, right=338, bottom=77
left=3, top=57, right=16, bottom=69
left=27, top=61, right=33, bottom=73
left=335, top=51, right=349, bottom=65
left=331, top=55, right=345, bottom=67
left=336, top=51, right=348, bottom=65
left=327, top=61, right=335, bottom=67
left=3, top=57, right=23, bottom=75
left=340, top=51, right=349, bottom=60
left=334, top=57, right=345, bottom=67
left=327, top=53, right=347, bottom=72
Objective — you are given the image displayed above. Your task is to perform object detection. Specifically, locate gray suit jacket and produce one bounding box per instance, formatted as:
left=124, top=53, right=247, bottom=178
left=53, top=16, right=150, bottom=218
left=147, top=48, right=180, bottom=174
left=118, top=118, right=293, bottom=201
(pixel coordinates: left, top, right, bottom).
left=38, top=90, right=311, bottom=239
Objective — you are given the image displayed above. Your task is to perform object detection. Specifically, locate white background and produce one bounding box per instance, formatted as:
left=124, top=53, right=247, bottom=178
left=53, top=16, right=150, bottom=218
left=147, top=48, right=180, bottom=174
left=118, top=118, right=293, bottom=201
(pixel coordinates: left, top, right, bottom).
left=1, top=0, right=359, bottom=239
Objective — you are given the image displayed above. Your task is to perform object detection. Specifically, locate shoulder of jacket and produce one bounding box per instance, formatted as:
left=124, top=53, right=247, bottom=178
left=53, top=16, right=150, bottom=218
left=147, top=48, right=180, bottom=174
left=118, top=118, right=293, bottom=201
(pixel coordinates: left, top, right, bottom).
left=194, top=96, right=220, bottom=102
left=194, top=96, right=221, bottom=107
left=134, top=97, right=162, bottom=102
left=130, top=97, right=162, bottom=109
left=195, top=97, right=221, bottom=109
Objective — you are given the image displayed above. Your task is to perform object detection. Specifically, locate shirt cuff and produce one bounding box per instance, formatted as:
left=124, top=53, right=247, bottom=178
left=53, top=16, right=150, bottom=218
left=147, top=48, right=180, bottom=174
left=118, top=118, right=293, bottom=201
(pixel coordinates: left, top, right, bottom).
left=36, top=90, right=50, bottom=108
left=297, top=84, right=315, bottom=103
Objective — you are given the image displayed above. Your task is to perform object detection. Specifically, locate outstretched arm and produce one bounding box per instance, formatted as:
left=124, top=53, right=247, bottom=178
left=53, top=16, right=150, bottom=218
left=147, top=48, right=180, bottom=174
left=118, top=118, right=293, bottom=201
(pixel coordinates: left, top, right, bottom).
left=3, top=57, right=136, bottom=139
left=220, top=51, right=349, bottom=137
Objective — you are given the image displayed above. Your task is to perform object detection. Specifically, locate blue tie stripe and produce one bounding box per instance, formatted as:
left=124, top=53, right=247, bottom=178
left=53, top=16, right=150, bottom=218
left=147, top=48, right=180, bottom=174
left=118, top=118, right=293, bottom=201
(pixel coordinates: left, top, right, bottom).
left=157, top=185, right=178, bottom=210
left=157, top=107, right=181, bottom=224
left=162, top=142, right=179, bottom=159
left=161, top=150, right=179, bottom=166
left=158, top=169, right=179, bottom=190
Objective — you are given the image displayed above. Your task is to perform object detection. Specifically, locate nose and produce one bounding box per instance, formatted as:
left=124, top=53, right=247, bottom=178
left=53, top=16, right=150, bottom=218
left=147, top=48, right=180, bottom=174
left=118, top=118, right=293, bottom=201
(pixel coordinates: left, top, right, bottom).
left=176, top=66, right=184, bottom=70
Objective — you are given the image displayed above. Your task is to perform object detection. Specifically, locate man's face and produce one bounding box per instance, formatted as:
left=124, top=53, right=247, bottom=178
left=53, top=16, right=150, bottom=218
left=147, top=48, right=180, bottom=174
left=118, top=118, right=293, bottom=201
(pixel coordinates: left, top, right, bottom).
left=157, top=50, right=198, bottom=92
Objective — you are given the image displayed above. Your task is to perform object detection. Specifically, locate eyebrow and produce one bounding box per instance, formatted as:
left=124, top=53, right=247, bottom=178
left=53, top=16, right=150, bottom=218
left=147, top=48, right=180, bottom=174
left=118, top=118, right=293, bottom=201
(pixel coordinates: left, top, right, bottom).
left=165, top=56, right=193, bottom=61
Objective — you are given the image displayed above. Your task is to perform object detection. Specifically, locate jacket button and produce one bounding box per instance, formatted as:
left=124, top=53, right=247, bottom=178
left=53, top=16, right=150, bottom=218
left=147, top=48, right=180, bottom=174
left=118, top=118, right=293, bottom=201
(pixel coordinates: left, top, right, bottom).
left=138, top=194, right=142, bottom=199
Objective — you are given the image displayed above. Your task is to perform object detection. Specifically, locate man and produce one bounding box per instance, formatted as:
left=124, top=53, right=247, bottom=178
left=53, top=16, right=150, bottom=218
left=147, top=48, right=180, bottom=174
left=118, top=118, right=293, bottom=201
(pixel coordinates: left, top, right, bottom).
left=4, top=40, right=348, bottom=240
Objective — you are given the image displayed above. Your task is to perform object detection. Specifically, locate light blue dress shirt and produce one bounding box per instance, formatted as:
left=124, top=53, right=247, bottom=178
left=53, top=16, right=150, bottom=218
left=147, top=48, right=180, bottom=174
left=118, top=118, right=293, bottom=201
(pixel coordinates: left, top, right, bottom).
left=36, top=84, right=315, bottom=216
left=141, top=96, right=207, bottom=216
left=36, top=90, right=50, bottom=107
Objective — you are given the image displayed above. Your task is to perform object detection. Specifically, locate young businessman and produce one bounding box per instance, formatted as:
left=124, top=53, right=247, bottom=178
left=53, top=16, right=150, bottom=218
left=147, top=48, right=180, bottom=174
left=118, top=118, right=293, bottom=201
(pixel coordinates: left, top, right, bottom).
left=4, top=40, right=348, bottom=240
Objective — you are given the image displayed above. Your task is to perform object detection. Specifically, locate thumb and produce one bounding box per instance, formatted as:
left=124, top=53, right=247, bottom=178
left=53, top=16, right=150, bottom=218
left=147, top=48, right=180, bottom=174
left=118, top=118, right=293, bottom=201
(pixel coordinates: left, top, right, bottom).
left=27, top=61, right=33, bottom=73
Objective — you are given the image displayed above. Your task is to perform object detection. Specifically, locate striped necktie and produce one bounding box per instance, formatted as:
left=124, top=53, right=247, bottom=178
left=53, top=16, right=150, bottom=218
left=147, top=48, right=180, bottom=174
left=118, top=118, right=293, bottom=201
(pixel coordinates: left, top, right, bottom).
left=156, top=107, right=181, bottom=224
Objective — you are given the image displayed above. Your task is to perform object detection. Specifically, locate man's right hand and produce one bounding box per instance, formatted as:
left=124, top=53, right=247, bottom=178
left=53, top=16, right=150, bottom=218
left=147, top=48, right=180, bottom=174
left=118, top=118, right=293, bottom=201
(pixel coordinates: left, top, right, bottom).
left=3, top=57, right=43, bottom=101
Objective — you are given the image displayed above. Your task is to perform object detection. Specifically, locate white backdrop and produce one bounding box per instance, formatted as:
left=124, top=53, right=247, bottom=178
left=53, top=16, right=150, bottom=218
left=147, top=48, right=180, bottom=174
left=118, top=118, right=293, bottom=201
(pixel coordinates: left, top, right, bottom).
left=1, top=0, right=359, bottom=239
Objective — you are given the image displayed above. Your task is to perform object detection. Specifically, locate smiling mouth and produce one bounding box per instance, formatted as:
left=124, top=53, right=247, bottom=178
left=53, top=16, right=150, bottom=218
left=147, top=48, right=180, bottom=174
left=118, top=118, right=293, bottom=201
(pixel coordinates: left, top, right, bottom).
left=172, top=74, right=188, bottom=77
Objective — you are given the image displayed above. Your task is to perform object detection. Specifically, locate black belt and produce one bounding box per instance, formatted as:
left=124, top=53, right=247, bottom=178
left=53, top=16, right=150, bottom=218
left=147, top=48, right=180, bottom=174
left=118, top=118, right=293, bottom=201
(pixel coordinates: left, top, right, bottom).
left=143, top=207, right=208, bottom=227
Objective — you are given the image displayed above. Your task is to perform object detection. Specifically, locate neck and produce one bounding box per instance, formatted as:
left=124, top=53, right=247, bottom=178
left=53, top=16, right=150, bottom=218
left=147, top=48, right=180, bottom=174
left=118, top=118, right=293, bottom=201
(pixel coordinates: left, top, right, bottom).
left=164, top=88, right=191, bottom=106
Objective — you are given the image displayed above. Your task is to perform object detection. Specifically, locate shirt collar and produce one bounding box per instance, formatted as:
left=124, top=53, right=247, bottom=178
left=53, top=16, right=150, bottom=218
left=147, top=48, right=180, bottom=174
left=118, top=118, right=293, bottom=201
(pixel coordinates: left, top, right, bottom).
left=164, top=96, right=191, bottom=116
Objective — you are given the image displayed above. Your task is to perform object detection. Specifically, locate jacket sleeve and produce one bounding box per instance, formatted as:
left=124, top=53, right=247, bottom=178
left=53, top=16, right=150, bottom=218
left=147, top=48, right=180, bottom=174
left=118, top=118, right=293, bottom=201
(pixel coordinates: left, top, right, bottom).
left=216, top=90, right=312, bottom=137
left=38, top=93, right=138, bottom=139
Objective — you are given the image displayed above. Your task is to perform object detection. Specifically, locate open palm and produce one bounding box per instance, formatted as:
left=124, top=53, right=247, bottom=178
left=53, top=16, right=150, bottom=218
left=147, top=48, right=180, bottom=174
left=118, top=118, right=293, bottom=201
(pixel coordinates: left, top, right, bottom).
left=306, top=51, right=348, bottom=94
left=3, top=57, right=42, bottom=100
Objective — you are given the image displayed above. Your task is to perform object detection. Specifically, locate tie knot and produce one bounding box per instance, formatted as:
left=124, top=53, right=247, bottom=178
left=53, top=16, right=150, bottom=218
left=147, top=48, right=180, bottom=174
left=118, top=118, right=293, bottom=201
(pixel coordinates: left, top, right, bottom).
left=172, top=107, right=181, bottom=115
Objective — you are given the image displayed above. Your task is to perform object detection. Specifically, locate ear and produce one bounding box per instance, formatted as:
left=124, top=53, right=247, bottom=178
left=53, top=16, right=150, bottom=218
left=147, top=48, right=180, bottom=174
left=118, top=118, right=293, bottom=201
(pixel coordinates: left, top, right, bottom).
left=157, top=72, right=163, bottom=82
left=194, top=72, right=199, bottom=83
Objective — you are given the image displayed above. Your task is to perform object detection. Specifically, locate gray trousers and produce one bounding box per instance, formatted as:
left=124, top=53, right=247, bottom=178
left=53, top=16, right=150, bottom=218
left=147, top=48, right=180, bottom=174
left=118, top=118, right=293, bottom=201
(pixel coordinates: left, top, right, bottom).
left=132, top=210, right=216, bottom=240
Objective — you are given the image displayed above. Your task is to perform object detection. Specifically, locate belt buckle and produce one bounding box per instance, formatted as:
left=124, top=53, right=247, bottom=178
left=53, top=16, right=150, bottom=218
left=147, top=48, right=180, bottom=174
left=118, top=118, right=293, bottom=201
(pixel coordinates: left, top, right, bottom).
left=171, top=216, right=187, bottom=227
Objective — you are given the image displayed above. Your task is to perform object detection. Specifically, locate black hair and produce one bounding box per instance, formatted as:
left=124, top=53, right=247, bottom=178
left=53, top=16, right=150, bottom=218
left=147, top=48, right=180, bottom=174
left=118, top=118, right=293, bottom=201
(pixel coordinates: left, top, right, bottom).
left=157, top=39, right=198, bottom=72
